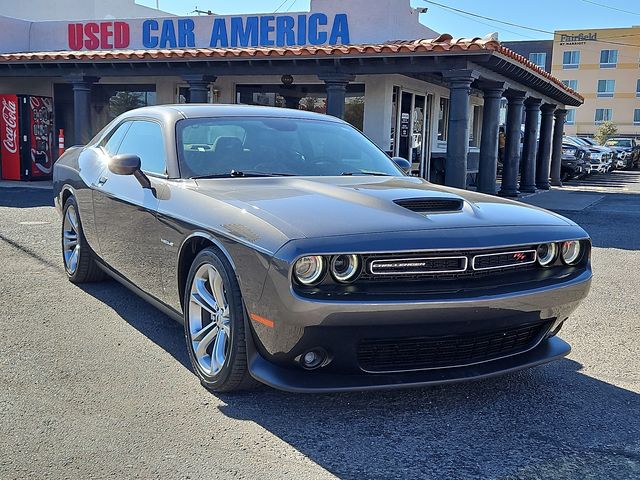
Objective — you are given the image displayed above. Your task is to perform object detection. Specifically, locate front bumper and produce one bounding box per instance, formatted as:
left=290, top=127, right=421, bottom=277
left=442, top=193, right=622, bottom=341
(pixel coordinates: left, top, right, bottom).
left=248, top=335, right=571, bottom=393
left=246, top=234, right=592, bottom=391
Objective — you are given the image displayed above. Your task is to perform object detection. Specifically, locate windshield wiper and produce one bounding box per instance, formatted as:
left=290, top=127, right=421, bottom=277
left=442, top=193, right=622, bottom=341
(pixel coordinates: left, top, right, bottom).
left=341, top=171, right=392, bottom=177
left=192, top=170, right=295, bottom=179
left=232, top=170, right=295, bottom=177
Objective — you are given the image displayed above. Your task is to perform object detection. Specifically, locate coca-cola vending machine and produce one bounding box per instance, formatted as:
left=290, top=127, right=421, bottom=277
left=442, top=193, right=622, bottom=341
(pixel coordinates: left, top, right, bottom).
left=0, top=94, right=54, bottom=181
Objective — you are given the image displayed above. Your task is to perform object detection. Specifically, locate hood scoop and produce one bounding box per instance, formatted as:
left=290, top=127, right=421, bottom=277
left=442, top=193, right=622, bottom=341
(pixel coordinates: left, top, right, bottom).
left=394, top=197, right=464, bottom=213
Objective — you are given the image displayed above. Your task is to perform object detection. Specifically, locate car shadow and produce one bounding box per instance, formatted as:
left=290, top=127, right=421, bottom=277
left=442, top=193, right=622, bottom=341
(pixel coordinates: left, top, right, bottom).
left=77, top=280, right=640, bottom=479
left=564, top=170, right=640, bottom=190
left=0, top=187, right=54, bottom=208
left=215, top=360, right=640, bottom=479
left=79, top=280, right=193, bottom=372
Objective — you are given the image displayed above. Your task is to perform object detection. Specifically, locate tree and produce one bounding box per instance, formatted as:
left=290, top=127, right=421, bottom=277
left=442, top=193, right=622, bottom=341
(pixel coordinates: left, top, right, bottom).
left=344, top=97, right=365, bottom=131
left=109, top=91, right=146, bottom=118
left=594, top=121, right=618, bottom=145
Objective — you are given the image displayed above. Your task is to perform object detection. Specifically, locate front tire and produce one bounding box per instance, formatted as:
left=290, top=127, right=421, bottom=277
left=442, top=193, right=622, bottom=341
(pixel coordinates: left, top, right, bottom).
left=61, top=196, right=105, bottom=283
left=183, top=248, right=256, bottom=392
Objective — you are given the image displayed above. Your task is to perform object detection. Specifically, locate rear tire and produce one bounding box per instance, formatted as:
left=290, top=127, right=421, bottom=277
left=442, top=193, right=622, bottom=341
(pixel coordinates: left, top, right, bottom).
left=183, top=248, right=257, bottom=392
left=61, top=196, right=105, bottom=283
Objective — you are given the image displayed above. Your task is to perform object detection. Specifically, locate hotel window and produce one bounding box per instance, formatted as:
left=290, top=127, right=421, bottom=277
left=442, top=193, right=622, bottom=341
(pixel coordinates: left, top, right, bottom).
left=562, top=51, right=580, bottom=69
left=437, top=97, right=450, bottom=142
left=594, top=108, right=612, bottom=124
left=597, top=80, right=615, bottom=98
left=600, top=49, right=618, bottom=68
left=636, top=79, right=640, bottom=97
left=562, top=79, right=578, bottom=91
left=566, top=109, right=576, bottom=125
left=529, top=52, right=547, bottom=69
left=634, top=109, right=640, bottom=125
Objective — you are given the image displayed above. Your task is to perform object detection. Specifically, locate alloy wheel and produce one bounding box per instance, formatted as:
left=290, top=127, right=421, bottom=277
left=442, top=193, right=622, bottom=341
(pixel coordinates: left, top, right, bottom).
left=63, top=205, right=80, bottom=274
left=188, top=263, right=231, bottom=376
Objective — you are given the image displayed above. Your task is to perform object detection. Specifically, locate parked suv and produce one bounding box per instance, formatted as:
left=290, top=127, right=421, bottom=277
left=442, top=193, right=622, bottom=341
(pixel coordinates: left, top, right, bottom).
left=564, top=136, right=609, bottom=173
left=577, top=137, right=621, bottom=169
left=604, top=138, right=639, bottom=169
left=561, top=143, right=589, bottom=180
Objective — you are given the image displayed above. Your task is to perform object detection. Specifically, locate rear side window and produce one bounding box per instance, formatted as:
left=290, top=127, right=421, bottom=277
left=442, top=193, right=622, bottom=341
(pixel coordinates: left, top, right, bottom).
left=117, top=120, right=166, bottom=175
left=102, top=122, right=132, bottom=156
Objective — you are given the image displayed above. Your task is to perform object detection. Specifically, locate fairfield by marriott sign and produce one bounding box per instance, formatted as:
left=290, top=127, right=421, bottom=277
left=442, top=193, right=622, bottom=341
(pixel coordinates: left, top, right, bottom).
left=559, top=32, right=598, bottom=45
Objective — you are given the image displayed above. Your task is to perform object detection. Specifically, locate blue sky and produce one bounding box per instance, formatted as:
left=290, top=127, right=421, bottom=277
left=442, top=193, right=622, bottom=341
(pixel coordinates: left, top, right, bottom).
left=136, top=0, right=640, bottom=41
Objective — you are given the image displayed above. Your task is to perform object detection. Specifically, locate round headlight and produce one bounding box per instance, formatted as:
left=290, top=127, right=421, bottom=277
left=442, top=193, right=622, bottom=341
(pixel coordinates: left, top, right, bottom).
left=294, top=256, right=324, bottom=285
left=561, top=240, right=582, bottom=265
left=537, top=243, right=558, bottom=267
left=330, top=254, right=360, bottom=283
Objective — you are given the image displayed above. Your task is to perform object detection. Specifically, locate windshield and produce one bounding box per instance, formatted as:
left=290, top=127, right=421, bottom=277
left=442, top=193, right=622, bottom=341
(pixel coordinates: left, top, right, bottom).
left=605, top=139, right=632, bottom=148
left=176, top=117, right=402, bottom=178
left=563, top=137, right=581, bottom=147
left=570, top=137, right=590, bottom=146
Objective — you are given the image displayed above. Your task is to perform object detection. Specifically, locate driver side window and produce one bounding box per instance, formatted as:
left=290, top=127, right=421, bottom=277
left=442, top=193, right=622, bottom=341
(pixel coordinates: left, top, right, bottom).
left=102, top=122, right=132, bottom=157
left=117, top=120, right=167, bottom=176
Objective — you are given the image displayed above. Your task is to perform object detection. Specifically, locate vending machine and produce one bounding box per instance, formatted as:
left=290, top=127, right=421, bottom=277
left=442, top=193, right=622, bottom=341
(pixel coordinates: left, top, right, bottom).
left=0, top=94, right=54, bottom=181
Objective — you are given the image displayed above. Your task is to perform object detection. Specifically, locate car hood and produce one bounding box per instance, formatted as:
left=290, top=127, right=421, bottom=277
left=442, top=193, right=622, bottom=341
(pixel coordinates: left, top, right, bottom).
left=193, top=176, right=573, bottom=240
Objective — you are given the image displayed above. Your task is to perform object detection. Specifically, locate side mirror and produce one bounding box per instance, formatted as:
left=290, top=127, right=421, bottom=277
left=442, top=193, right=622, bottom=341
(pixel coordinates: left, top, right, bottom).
left=108, top=154, right=151, bottom=189
left=391, top=157, right=412, bottom=174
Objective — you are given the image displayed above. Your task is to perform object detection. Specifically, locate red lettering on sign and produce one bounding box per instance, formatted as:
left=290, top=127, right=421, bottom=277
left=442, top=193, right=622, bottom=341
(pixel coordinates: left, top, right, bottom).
left=100, top=22, right=114, bottom=49
left=68, top=23, right=83, bottom=50
left=114, top=22, right=130, bottom=48
left=84, top=22, right=100, bottom=50
left=67, top=21, right=131, bottom=50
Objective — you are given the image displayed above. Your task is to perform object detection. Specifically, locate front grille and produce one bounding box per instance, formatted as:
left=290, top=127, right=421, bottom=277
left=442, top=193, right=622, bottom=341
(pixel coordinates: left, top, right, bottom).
left=394, top=198, right=463, bottom=213
left=359, top=247, right=538, bottom=281
left=369, top=256, right=467, bottom=276
left=473, top=250, right=536, bottom=270
left=357, top=321, right=551, bottom=372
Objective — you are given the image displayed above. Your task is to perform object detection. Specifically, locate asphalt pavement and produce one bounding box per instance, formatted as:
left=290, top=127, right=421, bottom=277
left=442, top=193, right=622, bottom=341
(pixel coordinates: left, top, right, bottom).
left=1, top=173, right=639, bottom=479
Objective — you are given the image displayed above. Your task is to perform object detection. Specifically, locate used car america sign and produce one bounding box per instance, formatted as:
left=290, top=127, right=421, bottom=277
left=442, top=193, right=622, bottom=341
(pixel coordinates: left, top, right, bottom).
left=67, top=14, right=350, bottom=51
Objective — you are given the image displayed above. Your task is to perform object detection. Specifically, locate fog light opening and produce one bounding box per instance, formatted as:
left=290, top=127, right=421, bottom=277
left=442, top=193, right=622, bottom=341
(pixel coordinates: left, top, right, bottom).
left=299, top=349, right=327, bottom=370
left=548, top=317, right=568, bottom=338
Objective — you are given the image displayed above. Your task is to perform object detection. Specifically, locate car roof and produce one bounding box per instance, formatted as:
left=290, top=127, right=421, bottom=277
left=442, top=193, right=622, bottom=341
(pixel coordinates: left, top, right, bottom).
left=119, top=104, right=346, bottom=123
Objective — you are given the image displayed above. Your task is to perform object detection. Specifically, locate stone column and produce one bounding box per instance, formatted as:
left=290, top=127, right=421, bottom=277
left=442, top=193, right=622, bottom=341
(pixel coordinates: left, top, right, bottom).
left=182, top=75, right=217, bottom=103
left=519, top=98, right=542, bottom=193
left=499, top=90, right=527, bottom=197
left=550, top=108, right=568, bottom=187
left=318, top=73, right=355, bottom=118
left=535, top=104, right=556, bottom=190
left=67, top=75, right=99, bottom=146
left=443, top=70, right=479, bottom=189
left=476, top=81, right=506, bottom=195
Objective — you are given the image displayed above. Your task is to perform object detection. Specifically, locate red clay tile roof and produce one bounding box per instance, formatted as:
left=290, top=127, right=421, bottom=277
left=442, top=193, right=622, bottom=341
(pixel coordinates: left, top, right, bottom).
left=0, top=33, right=582, bottom=101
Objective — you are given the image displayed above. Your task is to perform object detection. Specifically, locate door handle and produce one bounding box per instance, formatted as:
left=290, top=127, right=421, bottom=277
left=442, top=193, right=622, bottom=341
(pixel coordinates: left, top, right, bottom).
left=96, top=176, right=108, bottom=187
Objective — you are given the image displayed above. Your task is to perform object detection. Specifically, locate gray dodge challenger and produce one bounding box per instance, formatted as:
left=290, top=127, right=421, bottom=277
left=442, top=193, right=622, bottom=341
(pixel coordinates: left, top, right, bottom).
left=53, top=105, right=592, bottom=393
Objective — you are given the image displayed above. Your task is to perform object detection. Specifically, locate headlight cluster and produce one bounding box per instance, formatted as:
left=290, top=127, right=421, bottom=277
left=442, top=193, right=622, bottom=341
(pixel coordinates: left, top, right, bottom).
left=293, top=254, right=361, bottom=286
left=536, top=240, right=584, bottom=267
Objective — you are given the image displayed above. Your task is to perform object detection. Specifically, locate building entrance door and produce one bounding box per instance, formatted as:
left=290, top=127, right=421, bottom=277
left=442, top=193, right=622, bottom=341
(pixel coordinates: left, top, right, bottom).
left=393, top=89, right=432, bottom=178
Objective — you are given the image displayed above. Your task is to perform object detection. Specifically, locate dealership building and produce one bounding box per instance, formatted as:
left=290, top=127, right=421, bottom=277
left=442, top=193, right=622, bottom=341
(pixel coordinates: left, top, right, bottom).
left=0, top=0, right=582, bottom=194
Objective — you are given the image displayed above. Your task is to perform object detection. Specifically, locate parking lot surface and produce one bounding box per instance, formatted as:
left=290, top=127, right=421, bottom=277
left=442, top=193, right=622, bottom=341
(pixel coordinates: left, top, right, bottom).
left=1, top=172, right=639, bottom=479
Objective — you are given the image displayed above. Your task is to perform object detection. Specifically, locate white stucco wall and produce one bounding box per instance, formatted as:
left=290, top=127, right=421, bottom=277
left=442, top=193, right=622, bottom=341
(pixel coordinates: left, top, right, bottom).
left=0, top=0, right=437, bottom=54
left=310, top=0, right=437, bottom=43
left=0, top=16, right=31, bottom=53
left=0, top=0, right=172, bottom=21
